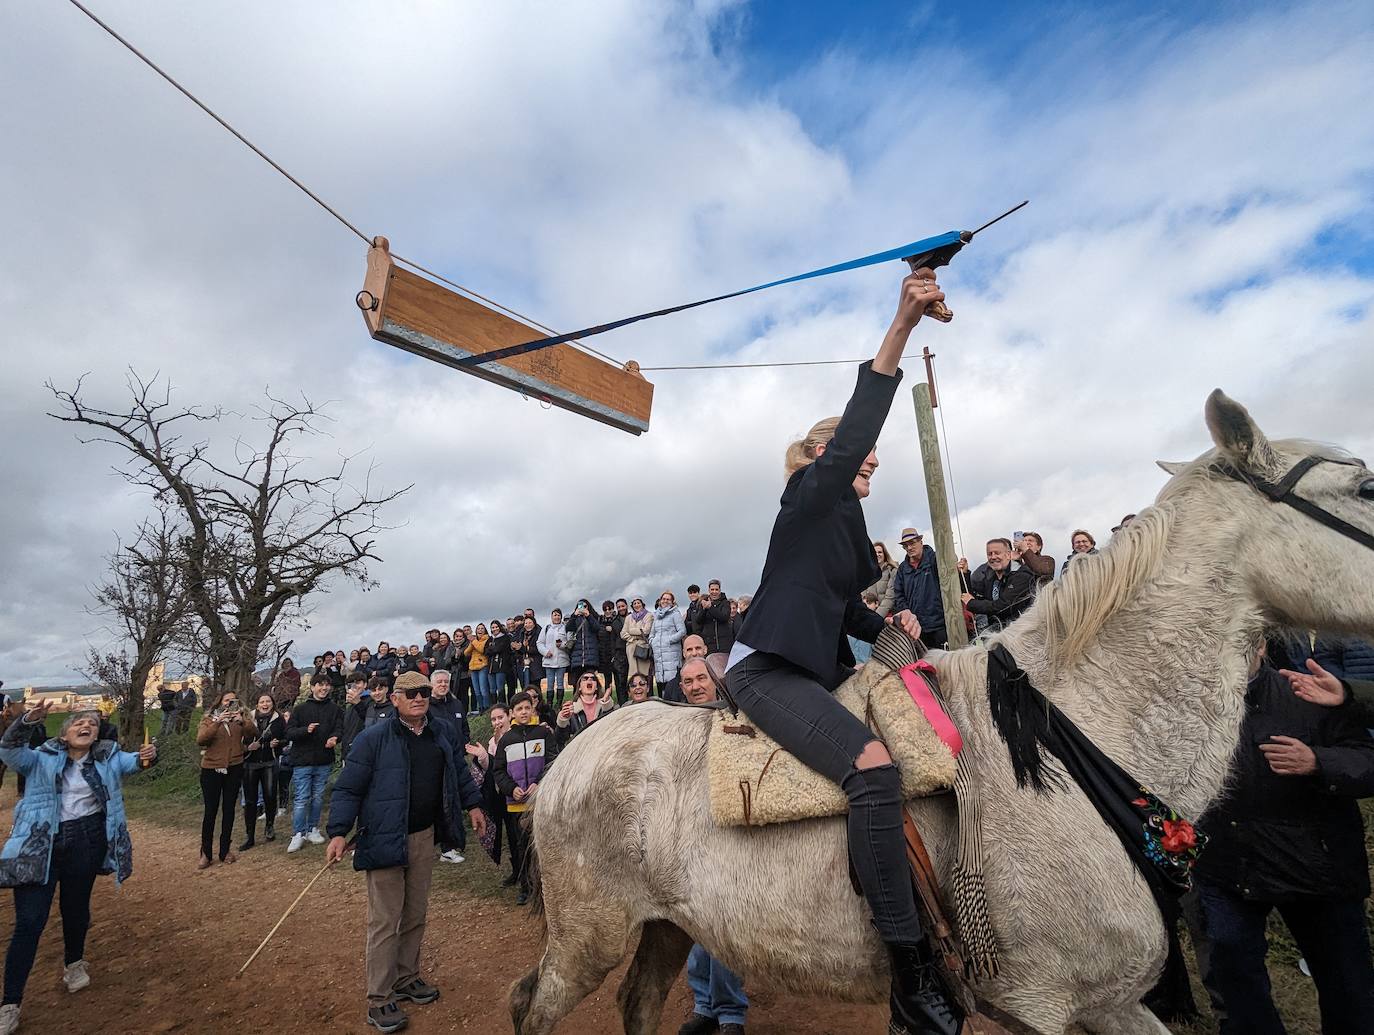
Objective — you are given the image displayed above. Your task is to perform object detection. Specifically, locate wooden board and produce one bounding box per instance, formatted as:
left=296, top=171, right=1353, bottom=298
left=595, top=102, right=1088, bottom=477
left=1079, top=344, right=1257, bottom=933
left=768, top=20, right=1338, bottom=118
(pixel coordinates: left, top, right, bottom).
left=358, top=239, right=653, bottom=435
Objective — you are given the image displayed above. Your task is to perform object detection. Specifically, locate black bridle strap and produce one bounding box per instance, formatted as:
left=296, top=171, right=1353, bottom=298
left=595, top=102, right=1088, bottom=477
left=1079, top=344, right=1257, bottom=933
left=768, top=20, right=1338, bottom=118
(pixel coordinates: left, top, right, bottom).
left=1214, top=456, right=1374, bottom=553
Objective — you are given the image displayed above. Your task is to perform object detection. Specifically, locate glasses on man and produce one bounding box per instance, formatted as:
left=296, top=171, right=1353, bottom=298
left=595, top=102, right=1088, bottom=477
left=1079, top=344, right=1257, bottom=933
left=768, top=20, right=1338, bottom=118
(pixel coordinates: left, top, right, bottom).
left=400, top=686, right=432, bottom=700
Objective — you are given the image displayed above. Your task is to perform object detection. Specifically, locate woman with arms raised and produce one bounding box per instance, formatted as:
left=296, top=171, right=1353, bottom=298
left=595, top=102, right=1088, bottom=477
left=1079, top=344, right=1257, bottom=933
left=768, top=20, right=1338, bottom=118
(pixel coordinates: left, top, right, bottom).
left=0, top=704, right=157, bottom=1034
left=726, top=268, right=960, bottom=1035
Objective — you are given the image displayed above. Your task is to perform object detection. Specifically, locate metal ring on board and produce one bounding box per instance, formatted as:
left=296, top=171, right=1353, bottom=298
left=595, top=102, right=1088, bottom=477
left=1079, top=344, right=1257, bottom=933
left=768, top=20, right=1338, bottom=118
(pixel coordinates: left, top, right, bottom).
left=355, top=290, right=378, bottom=312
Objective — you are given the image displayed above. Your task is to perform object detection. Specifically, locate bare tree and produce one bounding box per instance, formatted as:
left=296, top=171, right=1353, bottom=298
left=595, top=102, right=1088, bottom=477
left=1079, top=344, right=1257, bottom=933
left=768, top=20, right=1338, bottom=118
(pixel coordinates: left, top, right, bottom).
left=51, top=372, right=408, bottom=695
left=83, top=510, right=197, bottom=747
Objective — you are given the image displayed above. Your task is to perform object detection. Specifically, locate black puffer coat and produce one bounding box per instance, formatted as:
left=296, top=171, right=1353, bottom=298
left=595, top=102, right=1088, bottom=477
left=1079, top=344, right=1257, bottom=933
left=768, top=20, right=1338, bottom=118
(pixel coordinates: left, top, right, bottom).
left=1195, top=664, right=1374, bottom=901
left=565, top=613, right=601, bottom=668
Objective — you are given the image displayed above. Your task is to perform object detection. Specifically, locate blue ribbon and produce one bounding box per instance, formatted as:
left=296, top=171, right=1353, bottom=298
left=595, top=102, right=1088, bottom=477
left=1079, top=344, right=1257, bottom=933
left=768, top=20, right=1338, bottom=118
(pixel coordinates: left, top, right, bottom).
left=456, top=230, right=965, bottom=367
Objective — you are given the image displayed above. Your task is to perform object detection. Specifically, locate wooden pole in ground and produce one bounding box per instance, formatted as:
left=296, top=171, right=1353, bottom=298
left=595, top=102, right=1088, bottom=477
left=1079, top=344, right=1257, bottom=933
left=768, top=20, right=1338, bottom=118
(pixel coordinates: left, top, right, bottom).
left=912, top=381, right=969, bottom=648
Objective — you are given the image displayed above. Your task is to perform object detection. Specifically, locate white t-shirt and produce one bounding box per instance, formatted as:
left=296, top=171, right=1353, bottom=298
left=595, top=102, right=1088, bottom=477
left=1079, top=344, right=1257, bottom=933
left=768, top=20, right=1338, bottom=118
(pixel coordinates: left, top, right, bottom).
left=60, top=758, right=102, bottom=823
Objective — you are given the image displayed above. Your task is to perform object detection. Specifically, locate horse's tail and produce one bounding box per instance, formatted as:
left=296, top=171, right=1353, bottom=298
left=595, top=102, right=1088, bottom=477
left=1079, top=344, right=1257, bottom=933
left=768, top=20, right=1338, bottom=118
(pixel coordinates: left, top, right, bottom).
left=521, top=799, right=545, bottom=925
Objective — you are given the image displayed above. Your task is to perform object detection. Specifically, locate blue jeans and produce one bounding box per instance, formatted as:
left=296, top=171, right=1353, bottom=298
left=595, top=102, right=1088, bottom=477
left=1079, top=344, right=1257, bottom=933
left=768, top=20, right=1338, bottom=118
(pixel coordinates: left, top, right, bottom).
left=544, top=667, right=567, bottom=704
left=687, top=945, right=748, bottom=1026
left=4, top=813, right=106, bottom=1005
left=471, top=668, right=492, bottom=710
left=1196, top=880, right=1374, bottom=1034
left=291, top=764, right=331, bottom=834
left=490, top=670, right=507, bottom=705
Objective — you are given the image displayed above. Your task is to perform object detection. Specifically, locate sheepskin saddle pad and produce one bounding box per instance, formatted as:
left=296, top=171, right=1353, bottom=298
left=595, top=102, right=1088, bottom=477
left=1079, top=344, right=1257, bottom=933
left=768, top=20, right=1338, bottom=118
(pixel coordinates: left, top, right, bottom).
left=708, top=630, right=961, bottom=829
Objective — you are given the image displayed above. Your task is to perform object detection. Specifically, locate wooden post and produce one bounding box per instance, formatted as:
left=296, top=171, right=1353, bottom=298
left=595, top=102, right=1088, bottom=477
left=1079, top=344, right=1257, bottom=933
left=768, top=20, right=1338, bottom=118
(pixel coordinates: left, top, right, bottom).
left=912, top=383, right=969, bottom=648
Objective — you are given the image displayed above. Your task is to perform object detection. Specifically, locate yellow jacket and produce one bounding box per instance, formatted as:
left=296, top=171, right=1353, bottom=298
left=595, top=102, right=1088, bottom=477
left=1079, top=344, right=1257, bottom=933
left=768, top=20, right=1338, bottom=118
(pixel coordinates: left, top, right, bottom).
left=465, top=634, right=490, bottom=671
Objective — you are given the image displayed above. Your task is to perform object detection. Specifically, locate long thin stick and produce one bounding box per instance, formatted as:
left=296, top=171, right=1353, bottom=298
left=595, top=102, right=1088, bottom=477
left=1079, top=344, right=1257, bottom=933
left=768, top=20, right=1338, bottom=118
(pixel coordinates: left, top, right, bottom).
left=236, top=854, right=337, bottom=978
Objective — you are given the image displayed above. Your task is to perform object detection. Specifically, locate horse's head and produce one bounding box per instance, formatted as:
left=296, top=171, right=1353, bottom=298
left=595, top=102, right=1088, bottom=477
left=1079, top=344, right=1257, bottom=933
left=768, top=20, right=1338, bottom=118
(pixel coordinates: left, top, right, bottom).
left=1190, top=390, right=1374, bottom=636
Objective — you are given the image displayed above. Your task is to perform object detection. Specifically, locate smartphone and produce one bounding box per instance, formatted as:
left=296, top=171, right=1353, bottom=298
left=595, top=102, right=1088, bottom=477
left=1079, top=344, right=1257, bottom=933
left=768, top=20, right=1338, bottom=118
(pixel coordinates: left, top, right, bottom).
left=1012, top=531, right=1025, bottom=544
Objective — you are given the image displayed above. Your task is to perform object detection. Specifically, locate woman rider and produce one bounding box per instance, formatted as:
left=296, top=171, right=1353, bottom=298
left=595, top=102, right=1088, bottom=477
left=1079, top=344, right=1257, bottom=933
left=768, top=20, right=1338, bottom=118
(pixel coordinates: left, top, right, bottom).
left=727, top=268, right=960, bottom=1035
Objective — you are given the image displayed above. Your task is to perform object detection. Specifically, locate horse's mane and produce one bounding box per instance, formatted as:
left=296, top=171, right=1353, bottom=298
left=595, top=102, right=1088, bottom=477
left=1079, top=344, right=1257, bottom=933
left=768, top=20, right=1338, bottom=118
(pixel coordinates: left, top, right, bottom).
left=1033, top=504, right=1175, bottom=672
left=1026, top=437, right=1355, bottom=673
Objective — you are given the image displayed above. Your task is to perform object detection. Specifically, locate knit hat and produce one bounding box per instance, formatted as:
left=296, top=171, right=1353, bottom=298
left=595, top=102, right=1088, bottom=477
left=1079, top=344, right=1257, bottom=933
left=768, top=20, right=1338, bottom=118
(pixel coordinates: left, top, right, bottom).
left=393, top=671, right=431, bottom=693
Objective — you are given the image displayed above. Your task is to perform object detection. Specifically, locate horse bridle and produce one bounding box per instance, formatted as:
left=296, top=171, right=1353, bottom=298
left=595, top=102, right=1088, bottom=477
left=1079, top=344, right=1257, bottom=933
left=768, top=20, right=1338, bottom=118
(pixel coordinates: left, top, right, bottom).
left=1213, top=454, right=1374, bottom=552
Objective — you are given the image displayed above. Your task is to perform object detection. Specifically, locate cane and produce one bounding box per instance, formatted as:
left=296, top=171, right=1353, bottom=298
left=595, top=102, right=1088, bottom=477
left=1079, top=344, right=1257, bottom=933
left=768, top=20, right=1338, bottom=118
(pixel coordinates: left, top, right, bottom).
left=235, top=836, right=355, bottom=978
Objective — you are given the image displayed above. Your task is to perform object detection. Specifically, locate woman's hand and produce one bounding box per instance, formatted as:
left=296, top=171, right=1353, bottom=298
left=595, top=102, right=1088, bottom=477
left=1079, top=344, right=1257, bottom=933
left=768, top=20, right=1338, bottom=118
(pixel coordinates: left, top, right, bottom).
left=886, top=609, right=923, bottom=641
left=893, top=269, right=945, bottom=332
left=23, top=700, right=54, bottom=725
left=138, top=743, right=158, bottom=765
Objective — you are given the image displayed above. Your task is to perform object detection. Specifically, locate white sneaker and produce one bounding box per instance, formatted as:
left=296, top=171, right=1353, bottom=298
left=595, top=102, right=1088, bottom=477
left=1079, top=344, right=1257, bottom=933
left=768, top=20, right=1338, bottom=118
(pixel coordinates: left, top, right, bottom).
left=439, top=849, right=465, bottom=864
left=63, top=959, right=90, bottom=993
left=305, top=828, right=326, bottom=845
left=0, top=1003, right=18, bottom=1035
left=287, top=833, right=306, bottom=853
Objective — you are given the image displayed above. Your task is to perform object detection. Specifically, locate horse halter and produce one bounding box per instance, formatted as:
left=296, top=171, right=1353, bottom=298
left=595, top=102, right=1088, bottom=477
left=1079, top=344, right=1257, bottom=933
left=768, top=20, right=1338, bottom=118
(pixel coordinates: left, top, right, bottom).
left=1213, top=454, right=1374, bottom=552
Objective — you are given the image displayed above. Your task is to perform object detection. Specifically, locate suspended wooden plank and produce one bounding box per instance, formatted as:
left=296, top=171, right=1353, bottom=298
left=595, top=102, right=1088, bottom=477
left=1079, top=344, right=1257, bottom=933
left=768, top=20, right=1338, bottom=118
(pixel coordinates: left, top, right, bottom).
left=357, top=238, right=654, bottom=435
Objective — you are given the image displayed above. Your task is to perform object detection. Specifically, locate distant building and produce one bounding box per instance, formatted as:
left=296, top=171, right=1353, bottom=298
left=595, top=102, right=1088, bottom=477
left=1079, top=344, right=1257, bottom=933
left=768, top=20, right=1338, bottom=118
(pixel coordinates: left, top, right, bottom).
left=21, top=685, right=106, bottom=712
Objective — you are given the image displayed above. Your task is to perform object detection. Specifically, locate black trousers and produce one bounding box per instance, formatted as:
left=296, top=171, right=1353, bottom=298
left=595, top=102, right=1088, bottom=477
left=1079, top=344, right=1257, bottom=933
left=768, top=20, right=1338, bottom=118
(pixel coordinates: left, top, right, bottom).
left=4, top=813, right=106, bottom=1005
left=726, top=651, right=923, bottom=945
left=504, top=810, right=528, bottom=890
left=1195, top=880, right=1374, bottom=1034
left=242, top=764, right=277, bottom=838
left=200, top=765, right=244, bottom=860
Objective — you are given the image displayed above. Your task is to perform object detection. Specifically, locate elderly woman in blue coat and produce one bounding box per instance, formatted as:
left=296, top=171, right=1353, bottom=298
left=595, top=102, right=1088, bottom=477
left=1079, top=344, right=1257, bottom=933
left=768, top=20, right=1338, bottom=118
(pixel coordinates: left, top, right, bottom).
left=0, top=702, right=156, bottom=1034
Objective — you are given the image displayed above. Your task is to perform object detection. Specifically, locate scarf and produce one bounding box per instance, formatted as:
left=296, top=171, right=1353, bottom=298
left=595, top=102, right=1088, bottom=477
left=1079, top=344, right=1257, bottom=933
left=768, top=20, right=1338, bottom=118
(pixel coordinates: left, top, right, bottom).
left=630, top=605, right=649, bottom=624
left=985, top=645, right=1203, bottom=1021
left=654, top=604, right=677, bottom=620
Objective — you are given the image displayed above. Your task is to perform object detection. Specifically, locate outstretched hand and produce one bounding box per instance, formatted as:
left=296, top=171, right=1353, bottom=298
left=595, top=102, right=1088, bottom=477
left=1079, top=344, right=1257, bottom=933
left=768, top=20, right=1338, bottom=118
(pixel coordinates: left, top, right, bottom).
left=893, top=268, right=946, bottom=331
left=1280, top=659, right=1347, bottom=708
left=24, top=700, right=53, bottom=724
left=886, top=609, right=923, bottom=641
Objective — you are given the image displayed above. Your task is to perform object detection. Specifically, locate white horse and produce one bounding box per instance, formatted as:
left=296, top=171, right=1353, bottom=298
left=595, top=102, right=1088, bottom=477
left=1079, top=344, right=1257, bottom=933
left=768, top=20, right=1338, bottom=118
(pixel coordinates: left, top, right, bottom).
left=510, top=391, right=1374, bottom=1035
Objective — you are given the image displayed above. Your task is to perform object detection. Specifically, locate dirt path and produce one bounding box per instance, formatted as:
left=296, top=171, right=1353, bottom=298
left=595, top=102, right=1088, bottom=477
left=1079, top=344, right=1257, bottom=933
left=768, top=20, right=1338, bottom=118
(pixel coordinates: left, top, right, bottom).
left=0, top=792, right=885, bottom=1034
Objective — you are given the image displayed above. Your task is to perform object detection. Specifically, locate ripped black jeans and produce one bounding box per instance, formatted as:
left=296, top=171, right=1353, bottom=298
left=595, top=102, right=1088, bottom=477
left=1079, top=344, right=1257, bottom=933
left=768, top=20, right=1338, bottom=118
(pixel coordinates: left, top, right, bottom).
left=726, top=651, right=923, bottom=945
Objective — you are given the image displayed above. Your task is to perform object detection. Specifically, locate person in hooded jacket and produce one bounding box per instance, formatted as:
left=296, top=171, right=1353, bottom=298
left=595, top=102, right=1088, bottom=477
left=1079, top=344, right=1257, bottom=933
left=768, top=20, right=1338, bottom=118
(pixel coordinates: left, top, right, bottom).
left=366, top=643, right=402, bottom=689
left=564, top=600, right=601, bottom=684
left=0, top=704, right=157, bottom=1034
left=887, top=529, right=947, bottom=649
left=326, top=672, right=486, bottom=1034
left=650, top=592, right=687, bottom=702
left=239, top=692, right=286, bottom=851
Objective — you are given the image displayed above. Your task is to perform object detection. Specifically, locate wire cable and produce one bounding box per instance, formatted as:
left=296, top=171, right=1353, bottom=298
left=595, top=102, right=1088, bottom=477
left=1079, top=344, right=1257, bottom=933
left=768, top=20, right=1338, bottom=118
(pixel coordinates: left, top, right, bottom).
left=64, top=0, right=371, bottom=246
left=929, top=359, right=966, bottom=557
left=63, top=0, right=624, bottom=368
left=640, top=354, right=918, bottom=371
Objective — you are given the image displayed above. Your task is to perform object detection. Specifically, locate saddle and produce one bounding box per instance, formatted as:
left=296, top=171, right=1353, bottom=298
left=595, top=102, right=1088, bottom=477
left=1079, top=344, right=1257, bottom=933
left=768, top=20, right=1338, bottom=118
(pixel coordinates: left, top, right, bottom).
left=706, top=636, right=959, bottom=829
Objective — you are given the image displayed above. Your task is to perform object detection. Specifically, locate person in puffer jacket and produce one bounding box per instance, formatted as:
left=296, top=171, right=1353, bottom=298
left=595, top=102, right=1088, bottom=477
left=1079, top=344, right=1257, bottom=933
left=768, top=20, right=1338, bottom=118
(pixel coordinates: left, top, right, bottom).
left=564, top=600, right=601, bottom=683
left=649, top=592, right=687, bottom=701
left=537, top=612, right=571, bottom=707
left=492, top=692, right=559, bottom=905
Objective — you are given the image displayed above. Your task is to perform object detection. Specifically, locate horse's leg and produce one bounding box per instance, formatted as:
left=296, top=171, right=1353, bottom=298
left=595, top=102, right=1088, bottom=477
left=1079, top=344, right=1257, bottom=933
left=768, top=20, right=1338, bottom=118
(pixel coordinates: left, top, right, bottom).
left=1078, top=1002, right=1169, bottom=1035
left=617, top=919, right=694, bottom=1035
left=509, top=906, right=634, bottom=1035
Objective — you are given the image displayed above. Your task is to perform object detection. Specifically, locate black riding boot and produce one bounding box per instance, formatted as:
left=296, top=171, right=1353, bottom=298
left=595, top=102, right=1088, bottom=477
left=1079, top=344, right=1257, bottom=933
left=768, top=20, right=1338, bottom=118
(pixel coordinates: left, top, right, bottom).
left=886, top=941, right=962, bottom=1035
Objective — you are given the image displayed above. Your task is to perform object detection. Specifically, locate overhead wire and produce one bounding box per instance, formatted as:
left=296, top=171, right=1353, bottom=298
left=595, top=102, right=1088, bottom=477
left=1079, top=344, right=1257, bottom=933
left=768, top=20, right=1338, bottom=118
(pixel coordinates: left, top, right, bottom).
left=63, top=0, right=624, bottom=369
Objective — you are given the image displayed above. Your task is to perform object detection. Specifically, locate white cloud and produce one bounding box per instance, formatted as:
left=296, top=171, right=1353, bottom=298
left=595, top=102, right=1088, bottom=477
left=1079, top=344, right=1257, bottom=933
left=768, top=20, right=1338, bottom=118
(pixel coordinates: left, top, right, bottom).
left=2, top=1, right=1371, bottom=683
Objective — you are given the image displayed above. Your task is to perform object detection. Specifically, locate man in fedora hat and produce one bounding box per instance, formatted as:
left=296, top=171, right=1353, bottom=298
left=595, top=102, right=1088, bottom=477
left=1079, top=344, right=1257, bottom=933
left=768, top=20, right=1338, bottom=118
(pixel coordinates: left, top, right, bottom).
left=888, top=528, right=946, bottom=649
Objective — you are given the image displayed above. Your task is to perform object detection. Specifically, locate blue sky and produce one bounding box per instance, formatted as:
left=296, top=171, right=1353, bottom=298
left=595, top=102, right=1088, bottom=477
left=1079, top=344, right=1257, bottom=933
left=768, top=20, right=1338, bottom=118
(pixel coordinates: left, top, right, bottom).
left=2, top=0, right=1372, bottom=684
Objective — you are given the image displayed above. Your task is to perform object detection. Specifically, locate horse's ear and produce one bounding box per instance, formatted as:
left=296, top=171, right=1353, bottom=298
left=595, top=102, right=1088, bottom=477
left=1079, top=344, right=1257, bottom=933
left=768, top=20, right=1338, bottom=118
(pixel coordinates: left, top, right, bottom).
left=1156, top=460, right=1186, bottom=476
left=1205, top=390, right=1280, bottom=473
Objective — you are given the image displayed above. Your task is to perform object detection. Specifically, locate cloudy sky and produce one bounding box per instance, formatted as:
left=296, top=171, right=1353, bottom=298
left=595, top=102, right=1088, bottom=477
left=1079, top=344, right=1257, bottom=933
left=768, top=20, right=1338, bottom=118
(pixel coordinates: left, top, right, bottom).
left=3, top=0, right=1372, bottom=686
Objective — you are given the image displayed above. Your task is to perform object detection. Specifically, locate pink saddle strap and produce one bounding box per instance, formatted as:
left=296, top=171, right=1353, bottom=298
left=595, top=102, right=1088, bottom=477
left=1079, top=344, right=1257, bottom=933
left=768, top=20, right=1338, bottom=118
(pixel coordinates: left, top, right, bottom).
left=899, top=661, right=962, bottom=756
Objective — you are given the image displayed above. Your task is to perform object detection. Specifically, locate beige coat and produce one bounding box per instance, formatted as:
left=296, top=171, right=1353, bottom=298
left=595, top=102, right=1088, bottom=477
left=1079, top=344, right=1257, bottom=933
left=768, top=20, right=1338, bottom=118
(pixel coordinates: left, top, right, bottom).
left=620, top=612, right=654, bottom=678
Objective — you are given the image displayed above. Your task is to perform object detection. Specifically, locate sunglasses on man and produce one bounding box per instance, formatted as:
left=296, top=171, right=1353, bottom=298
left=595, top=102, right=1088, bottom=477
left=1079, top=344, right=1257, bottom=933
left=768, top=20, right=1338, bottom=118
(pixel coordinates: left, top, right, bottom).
left=399, top=686, right=432, bottom=700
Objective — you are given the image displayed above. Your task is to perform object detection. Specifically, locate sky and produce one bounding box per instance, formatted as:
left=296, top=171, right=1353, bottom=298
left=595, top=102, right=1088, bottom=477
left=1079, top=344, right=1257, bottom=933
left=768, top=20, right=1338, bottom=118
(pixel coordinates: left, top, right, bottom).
left=2, top=0, right=1371, bottom=685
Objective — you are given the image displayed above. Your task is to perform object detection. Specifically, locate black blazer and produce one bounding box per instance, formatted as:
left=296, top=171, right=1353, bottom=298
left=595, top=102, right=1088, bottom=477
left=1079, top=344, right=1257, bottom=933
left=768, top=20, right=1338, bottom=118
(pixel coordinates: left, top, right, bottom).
left=736, top=361, right=900, bottom=689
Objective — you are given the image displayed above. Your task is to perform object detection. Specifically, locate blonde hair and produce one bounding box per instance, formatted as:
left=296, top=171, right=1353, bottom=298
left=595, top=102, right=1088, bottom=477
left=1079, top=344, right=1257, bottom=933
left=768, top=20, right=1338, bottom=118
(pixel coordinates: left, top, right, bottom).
left=784, top=416, right=841, bottom=479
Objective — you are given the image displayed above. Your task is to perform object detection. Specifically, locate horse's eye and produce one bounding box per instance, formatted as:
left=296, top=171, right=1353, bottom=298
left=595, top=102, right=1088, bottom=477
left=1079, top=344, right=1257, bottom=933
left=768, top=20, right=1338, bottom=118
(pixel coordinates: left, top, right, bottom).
left=1360, top=478, right=1374, bottom=501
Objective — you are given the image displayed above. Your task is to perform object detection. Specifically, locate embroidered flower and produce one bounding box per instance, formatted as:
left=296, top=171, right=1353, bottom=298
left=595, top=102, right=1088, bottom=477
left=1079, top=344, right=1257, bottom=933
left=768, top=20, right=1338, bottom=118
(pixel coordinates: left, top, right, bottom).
left=1132, top=797, right=1148, bottom=807
left=1160, top=819, right=1196, bottom=854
